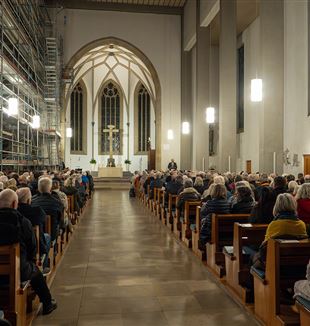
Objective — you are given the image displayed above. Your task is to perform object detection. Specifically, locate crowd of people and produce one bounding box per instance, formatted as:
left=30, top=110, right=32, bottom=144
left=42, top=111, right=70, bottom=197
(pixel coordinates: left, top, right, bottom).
left=0, top=168, right=94, bottom=317
left=133, top=168, right=310, bottom=301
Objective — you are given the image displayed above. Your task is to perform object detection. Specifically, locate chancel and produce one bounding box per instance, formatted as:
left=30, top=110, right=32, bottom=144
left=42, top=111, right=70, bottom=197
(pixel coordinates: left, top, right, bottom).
left=0, top=1, right=310, bottom=326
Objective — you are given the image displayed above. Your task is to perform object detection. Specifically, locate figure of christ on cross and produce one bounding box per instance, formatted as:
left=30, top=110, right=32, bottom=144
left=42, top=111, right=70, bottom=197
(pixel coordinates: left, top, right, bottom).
left=103, top=125, right=119, bottom=167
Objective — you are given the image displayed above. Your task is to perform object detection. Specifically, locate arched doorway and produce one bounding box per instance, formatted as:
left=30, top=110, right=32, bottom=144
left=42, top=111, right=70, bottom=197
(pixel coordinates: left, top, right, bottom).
left=63, top=37, right=161, bottom=170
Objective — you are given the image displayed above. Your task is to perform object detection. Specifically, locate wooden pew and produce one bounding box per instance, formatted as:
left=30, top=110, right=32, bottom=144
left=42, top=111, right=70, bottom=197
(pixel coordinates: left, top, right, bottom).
left=163, top=194, right=177, bottom=232
left=251, top=239, right=310, bottom=325
left=156, top=189, right=165, bottom=220
left=0, top=244, right=29, bottom=326
left=296, top=296, right=310, bottom=326
left=172, top=198, right=181, bottom=239
left=151, top=188, right=158, bottom=213
left=223, top=223, right=268, bottom=303
left=206, top=214, right=250, bottom=278
left=192, top=206, right=206, bottom=260
left=158, top=190, right=166, bottom=225
left=181, top=201, right=201, bottom=248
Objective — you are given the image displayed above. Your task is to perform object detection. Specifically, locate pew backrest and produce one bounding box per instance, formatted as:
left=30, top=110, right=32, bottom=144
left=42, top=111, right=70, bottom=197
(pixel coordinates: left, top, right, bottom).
left=184, top=201, right=201, bottom=224
left=233, top=223, right=268, bottom=269
left=211, top=214, right=251, bottom=251
left=267, top=239, right=310, bottom=315
left=0, top=243, right=20, bottom=310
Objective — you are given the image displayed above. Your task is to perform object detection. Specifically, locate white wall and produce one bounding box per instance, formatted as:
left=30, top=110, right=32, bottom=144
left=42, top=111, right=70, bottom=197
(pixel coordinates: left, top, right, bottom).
left=283, top=0, right=310, bottom=176
left=57, top=9, right=181, bottom=171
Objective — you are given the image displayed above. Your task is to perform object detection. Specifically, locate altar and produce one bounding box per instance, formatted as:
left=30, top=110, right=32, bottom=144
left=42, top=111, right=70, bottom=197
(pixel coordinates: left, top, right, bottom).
left=98, top=166, right=123, bottom=178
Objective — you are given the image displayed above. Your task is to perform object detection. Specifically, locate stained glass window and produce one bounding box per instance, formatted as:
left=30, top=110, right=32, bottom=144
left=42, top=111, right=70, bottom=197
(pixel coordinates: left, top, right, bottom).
left=100, top=82, right=122, bottom=155
left=136, top=84, right=150, bottom=153
left=70, top=82, right=86, bottom=153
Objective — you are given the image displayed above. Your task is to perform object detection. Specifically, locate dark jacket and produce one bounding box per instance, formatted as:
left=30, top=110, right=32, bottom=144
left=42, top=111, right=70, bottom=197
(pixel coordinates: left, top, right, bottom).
left=164, top=180, right=183, bottom=204
left=0, top=208, right=37, bottom=281
left=18, top=203, right=48, bottom=255
left=32, top=193, right=64, bottom=241
left=231, top=196, right=255, bottom=214
left=199, top=199, right=231, bottom=245
left=168, top=162, right=177, bottom=170
left=62, top=186, right=81, bottom=211
left=249, top=187, right=275, bottom=224
left=176, top=188, right=201, bottom=214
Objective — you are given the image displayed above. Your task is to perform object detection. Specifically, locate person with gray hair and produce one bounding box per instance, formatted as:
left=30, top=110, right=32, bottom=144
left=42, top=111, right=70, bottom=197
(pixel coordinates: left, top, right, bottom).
left=176, top=178, right=200, bottom=216
left=296, top=183, right=310, bottom=226
left=264, top=193, right=308, bottom=241
left=16, top=187, right=51, bottom=269
left=32, top=177, right=64, bottom=241
left=0, top=189, right=57, bottom=315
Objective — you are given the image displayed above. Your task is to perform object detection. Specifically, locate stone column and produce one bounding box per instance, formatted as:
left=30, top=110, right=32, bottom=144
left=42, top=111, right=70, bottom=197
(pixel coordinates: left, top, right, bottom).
left=180, top=49, right=193, bottom=170
left=195, top=0, right=210, bottom=171
left=218, top=0, right=237, bottom=172
left=259, top=0, right=284, bottom=174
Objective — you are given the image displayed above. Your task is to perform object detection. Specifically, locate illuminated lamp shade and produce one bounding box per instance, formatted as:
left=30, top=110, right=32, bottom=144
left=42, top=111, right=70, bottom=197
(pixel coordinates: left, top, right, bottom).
left=32, top=115, right=40, bottom=129
left=250, top=78, right=262, bottom=102
left=182, top=122, right=190, bottom=134
left=167, top=129, right=174, bottom=140
left=206, top=107, right=215, bottom=124
left=66, top=127, right=73, bottom=138
left=8, top=97, right=18, bottom=116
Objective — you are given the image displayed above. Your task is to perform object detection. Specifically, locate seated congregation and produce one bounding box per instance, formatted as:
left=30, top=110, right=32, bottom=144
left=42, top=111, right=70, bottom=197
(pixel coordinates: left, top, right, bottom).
left=0, top=169, right=94, bottom=326
left=134, top=170, right=310, bottom=326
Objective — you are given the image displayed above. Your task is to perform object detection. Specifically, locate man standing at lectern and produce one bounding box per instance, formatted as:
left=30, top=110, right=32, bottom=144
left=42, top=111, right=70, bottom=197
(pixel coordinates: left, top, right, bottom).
left=168, top=159, right=177, bottom=170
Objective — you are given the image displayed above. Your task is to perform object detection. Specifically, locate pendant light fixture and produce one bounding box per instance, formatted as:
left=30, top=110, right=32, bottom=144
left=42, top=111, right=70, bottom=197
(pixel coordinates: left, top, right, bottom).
left=66, top=127, right=73, bottom=138
left=181, top=121, right=190, bottom=134
left=8, top=97, right=18, bottom=116
left=32, top=115, right=40, bottom=129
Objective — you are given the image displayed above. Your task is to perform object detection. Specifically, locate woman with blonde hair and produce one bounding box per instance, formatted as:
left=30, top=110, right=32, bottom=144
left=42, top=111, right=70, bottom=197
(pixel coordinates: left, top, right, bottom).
left=264, top=193, right=308, bottom=241
left=194, top=176, right=205, bottom=195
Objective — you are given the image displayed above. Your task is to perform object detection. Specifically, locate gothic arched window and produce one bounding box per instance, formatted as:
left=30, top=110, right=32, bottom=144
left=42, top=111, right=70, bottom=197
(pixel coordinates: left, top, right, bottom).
left=99, top=81, right=122, bottom=155
left=135, top=83, right=151, bottom=154
left=70, top=82, right=87, bottom=153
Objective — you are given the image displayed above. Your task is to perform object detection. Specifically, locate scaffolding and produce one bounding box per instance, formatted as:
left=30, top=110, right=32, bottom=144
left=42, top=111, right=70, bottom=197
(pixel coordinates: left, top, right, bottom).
left=0, top=0, right=62, bottom=172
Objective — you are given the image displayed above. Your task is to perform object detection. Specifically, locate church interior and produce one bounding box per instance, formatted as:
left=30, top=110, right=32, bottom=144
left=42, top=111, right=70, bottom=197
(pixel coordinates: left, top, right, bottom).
left=0, top=0, right=310, bottom=326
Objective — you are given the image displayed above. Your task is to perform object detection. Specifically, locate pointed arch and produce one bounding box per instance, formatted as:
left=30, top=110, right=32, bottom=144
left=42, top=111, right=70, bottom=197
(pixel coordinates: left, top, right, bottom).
left=70, top=79, right=87, bottom=154
left=98, top=80, right=123, bottom=155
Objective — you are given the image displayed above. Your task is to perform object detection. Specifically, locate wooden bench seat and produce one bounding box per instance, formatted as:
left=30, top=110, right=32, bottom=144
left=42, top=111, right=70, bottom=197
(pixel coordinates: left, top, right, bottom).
left=223, top=223, right=268, bottom=303
left=165, top=194, right=177, bottom=232
left=251, top=239, right=310, bottom=326
left=191, top=206, right=206, bottom=260
left=206, top=214, right=250, bottom=278
left=181, top=201, right=201, bottom=248
left=0, top=244, right=30, bottom=326
left=157, top=189, right=165, bottom=220
left=296, top=296, right=310, bottom=326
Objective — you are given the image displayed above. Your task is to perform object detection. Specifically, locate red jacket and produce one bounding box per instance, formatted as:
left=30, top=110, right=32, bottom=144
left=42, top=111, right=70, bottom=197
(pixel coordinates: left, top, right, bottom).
left=297, top=198, right=310, bottom=224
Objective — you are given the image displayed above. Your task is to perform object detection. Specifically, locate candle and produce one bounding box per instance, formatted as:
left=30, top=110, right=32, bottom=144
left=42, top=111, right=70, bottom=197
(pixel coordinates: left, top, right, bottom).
left=273, top=152, right=276, bottom=174
left=228, top=155, right=231, bottom=172
left=202, top=157, right=205, bottom=171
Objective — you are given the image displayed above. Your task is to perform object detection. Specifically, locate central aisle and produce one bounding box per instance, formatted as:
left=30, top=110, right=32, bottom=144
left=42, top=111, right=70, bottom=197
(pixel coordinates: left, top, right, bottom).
left=34, top=190, right=257, bottom=326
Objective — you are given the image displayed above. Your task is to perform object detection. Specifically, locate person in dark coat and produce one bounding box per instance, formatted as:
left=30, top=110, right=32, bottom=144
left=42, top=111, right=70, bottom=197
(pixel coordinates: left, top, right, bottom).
left=16, top=187, right=50, bottom=262
left=272, top=176, right=287, bottom=199
left=168, top=159, right=177, bottom=170
left=164, top=174, right=184, bottom=204
left=176, top=178, right=200, bottom=216
left=32, top=177, right=63, bottom=241
left=0, top=189, right=57, bottom=315
left=249, top=186, right=274, bottom=224
left=231, top=182, right=255, bottom=214
left=199, top=184, right=231, bottom=248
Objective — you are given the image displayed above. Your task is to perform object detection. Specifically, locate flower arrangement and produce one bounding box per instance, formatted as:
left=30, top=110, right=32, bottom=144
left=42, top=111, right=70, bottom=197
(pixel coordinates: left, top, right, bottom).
left=90, top=159, right=97, bottom=164
left=124, top=159, right=131, bottom=165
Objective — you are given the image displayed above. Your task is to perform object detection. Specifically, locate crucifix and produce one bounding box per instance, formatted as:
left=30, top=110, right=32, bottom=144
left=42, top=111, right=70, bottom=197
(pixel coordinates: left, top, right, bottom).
left=103, top=124, right=119, bottom=167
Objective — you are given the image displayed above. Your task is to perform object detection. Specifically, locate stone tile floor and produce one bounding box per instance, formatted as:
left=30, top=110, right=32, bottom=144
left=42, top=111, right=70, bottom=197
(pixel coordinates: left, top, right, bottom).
left=33, top=190, right=258, bottom=326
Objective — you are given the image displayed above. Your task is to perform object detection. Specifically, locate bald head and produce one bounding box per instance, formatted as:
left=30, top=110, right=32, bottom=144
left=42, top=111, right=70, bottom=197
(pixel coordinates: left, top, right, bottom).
left=0, top=189, right=18, bottom=209
left=16, top=187, right=31, bottom=204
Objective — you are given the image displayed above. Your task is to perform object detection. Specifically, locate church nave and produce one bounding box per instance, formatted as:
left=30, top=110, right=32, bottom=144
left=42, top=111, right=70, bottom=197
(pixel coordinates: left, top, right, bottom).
left=33, top=190, right=257, bottom=326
